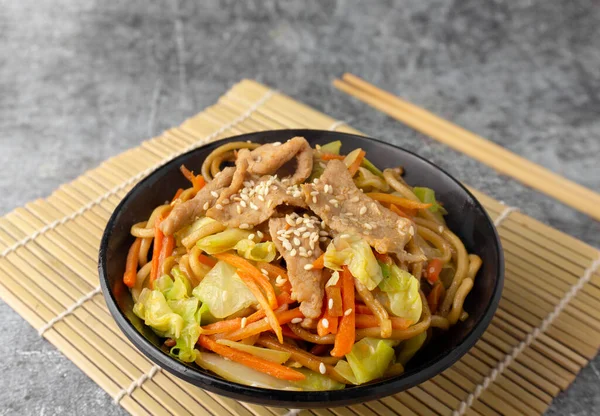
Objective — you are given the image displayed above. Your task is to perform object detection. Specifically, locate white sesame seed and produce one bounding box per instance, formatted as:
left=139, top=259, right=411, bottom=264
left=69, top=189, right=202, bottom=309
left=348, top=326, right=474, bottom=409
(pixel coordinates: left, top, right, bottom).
left=267, top=200, right=273, bottom=208
left=258, top=195, right=265, bottom=201
left=283, top=240, right=293, bottom=251
left=203, top=202, right=210, bottom=210
left=438, top=226, right=444, bottom=233
left=350, top=196, right=360, bottom=202
left=322, top=318, right=329, bottom=329
left=319, top=363, right=326, bottom=374
left=257, top=231, right=264, bottom=238
left=241, top=317, right=247, bottom=328
left=222, top=198, right=230, bottom=205
left=344, top=308, right=353, bottom=316
left=290, top=249, right=297, bottom=257
left=364, top=223, right=373, bottom=230
left=328, top=298, right=334, bottom=309
left=272, top=141, right=282, bottom=146
left=296, top=217, right=303, bottom=225
left=248, top=233, right=255, bottom=240
left=302, top=232, right=310, bottom=239
left=250, top=202, right=259, bottom=210
left=323, top=184, right=329, bottom=193
left=210, top=191, right=219, bottom=198
left=329, top=199, right=338, bottom=205
left=312, top=196, right=318, bottom=203
left=310, top=190, right=319, bottom=196
left=304, top=264, right=314, bottom=270
left=291, top=317, right=303, bottom=324
left=313, top=178, right=320, bottom=184
left=293, top=230, right=301, bottom=237
left=261, top=268, right=269, bottom=276
left=340, top=234, right=350, bottom=239
left=307, top=250, right=313, bottom=256
left=236, top=205, right=242, bottom=214
left=240, top=200, right=247, bottom=208
left=275, top=275, right=287, bottom=285
left=286, top=217, right=295, bottom=226
left=429, top=267, right=436, bottom=274
left=359, top=206, right=367, bottom=215
left=293, top=237, right=301, bottom=246
left=409, top=226, right=414, bottom=236
left=239, top=223, right=250, bottom=229
left=241, top=193, right=249, bottom=201
left=215, top=204, right=223, bottom=210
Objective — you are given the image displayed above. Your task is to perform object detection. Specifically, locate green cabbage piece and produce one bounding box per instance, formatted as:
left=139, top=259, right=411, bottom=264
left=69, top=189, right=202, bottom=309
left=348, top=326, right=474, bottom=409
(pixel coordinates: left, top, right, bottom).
left=360, top=157, right=384, bottom=177
left=319, top=140, right=342, bottom=154
left=324, top=234, right=382, bottom=290
left=196, top=228, right=252, bottom=254
left=292, top=368, right=345, bottom=391
left=132, top=286, right=201, bottom=362
left=192, top=260, right=257, bottom=318
left=413, top=187, right=447, bottom=225
left=217, top=339, right=291, bottom=364
left=333, top=360, right=358, bottom=385
left=234, top=239, right=277, bottom=262
left=155, top=268, right=191, bottom=301
left=345, top=338, right=396, bottom=384
left=397, top=332, right=427, bottom=366
left=378, top=262, right=422, bottom=323
left=354, top=167, right=389, bottom=192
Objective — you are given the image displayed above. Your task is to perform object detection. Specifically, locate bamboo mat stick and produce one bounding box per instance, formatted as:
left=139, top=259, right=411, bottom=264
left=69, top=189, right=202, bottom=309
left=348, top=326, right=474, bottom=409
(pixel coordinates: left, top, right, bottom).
left=333, top=73, right=600, bottom=221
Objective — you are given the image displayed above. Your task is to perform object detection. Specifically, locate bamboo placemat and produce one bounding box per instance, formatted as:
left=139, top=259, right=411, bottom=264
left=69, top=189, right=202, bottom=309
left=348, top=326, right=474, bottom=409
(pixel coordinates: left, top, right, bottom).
left=1, top=79, right=599, bottom=416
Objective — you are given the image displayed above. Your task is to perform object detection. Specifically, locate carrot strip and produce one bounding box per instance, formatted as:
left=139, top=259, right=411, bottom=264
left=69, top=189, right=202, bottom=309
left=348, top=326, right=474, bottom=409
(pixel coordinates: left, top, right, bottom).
left=312, top=253, right=326, bottom=269
left=367, top=193, right=432, bottom=210
left=428, top=281, right=446, bottom=314
left=201, top=318, right=243, bottom=335
left=236, top=270, right=283, bottom=343
left=123, top=238, right=142, bottom=288
left=198, top=335, right=305, bottom=381
left=320, top=153, right=346, bottom=160
left=389, top=204, right=416, bottom=218
left=354, top=314, right=412, bottom=330
left=225, top=308, right=303, bottom=342
left=281, top=325, right=304, bottom=340
left=330, top=266, right=355, bottom=357
left=156, top=233, right=175, bottom=283
left=172, top=188, right=184, bottom=202
left=149, top=215, right=165, bottom=288
left=325, top=285, right=343, bottom=317
left=180, top=165, right=206, bottom=191
left=257, top=262, right=293, bottom=295
left=373, top=251, right=392, bottom=265
left=425, top=258, right=443, bottom=284
left=215, top=253, right=278, bottom=309
left=196, top=253, right=218, bottom=268
left=347, top=150, right=366, bottom=176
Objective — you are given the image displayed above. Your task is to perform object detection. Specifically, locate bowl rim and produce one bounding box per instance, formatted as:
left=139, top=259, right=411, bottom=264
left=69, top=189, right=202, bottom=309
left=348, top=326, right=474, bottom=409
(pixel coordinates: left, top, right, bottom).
left=99, top=129, right=504, bottom=407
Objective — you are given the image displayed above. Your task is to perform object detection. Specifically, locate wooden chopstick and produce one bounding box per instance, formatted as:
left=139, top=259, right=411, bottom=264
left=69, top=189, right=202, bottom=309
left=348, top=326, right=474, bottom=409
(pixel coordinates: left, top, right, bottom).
left=333, top=73, right=600, bottom=221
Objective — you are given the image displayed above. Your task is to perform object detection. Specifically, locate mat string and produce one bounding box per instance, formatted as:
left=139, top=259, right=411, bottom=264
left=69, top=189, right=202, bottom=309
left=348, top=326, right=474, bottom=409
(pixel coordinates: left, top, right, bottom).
left=114, top=365, right=162, bottom=404
left=0, top=89, right=276, bottom=261
left=493, top=205, right=519, bottom=227
left=284, top=409, right=301, bottom=416
left=453, top=254, right=600, bottom=416
left=328, top=119, right=348, bottom=131
left=38, top=286, right=102, bottom=336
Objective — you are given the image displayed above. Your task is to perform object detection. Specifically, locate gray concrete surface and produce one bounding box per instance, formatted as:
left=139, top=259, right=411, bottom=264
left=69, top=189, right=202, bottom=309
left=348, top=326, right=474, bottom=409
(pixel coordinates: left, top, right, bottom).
left=1, top=0, right=599, bottom=414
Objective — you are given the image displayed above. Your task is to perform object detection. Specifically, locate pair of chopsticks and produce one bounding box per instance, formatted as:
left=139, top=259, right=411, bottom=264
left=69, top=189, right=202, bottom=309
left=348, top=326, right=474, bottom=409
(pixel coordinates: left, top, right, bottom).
left=333, top=73, right=600, bottom=222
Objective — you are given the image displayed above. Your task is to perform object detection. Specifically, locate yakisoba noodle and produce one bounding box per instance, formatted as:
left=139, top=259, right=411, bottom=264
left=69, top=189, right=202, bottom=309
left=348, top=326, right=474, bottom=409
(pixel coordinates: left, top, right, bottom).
left=123, top=137, right=482, bottom=390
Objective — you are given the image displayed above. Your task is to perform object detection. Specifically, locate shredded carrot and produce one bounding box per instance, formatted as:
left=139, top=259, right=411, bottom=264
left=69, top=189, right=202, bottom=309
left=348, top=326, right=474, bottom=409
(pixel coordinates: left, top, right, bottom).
left=236, top=270, right=283, bottom=343
left=196, top=253, right=218, bottom=268
left=389, top=204, right=417, bottom=218
left=281, top=325, right=304, bottom=340
left=367, top=193, right=432, bottom=210
left=202, top=318, right=243, bottom=335
left=317, top=293, right=338, bottom=337
left=325, top=285, right=343, bottom=317
left=347, top=150, right=366, bottom=176
left=276, top=291, right=294, bottom=307
left=312, top=253, right=326, bottom=269
left=214, top=253, right=277, bottom=309
left=180, top=165, right=206, bottom=191
left=373, top=251, right=393, bottom=265
left=198, top=335, right=305, bottom=381
left=330, top=266, right=355, bottom=357
left=256, top=262, right=293, bottom=295
left=225, top=308, right=304, bottom=342
left=123, top=238, right=142, bottom=288
left=149, top=215, right=165, bottom=288
left=428, top=281, right=446, bottom=314
left=426, top=258, right=443, bottom=284
left=172, top=188, right=184, bottom=202
left=156, top=233, right=175, bottom=282
left=354, top=314, right=412, bottom=330
left=320, top=153, right=345, bottom=160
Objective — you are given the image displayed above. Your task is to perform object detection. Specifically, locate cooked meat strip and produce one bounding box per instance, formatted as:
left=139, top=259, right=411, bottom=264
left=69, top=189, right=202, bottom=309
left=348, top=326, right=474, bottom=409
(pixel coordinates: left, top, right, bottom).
left=304, top=160, right=424, bottom=262
left=161, top=167, right=235, bottom=235
left=269, top=214, right=326, bottom=319
left=207, top=175, right=306, bottom=229
left=247, top=137, right=313, bottom=184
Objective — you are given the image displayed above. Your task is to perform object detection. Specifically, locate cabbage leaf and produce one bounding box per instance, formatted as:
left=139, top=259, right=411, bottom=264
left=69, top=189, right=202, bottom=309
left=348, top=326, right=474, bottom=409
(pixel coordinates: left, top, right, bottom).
left=324, top=234, right=382, bottom=290
left=378, top=262, right=422, bottom=323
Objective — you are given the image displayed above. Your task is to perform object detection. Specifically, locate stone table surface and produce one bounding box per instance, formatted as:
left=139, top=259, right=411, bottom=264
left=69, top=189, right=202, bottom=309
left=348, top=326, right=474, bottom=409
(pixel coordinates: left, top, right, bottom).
left=1, top=0, right=599, bottom=415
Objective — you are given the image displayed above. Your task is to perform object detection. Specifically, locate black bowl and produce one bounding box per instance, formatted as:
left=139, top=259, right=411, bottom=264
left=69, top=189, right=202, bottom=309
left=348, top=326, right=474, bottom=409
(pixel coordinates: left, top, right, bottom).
left=99, top=129, right=503, bottom=408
